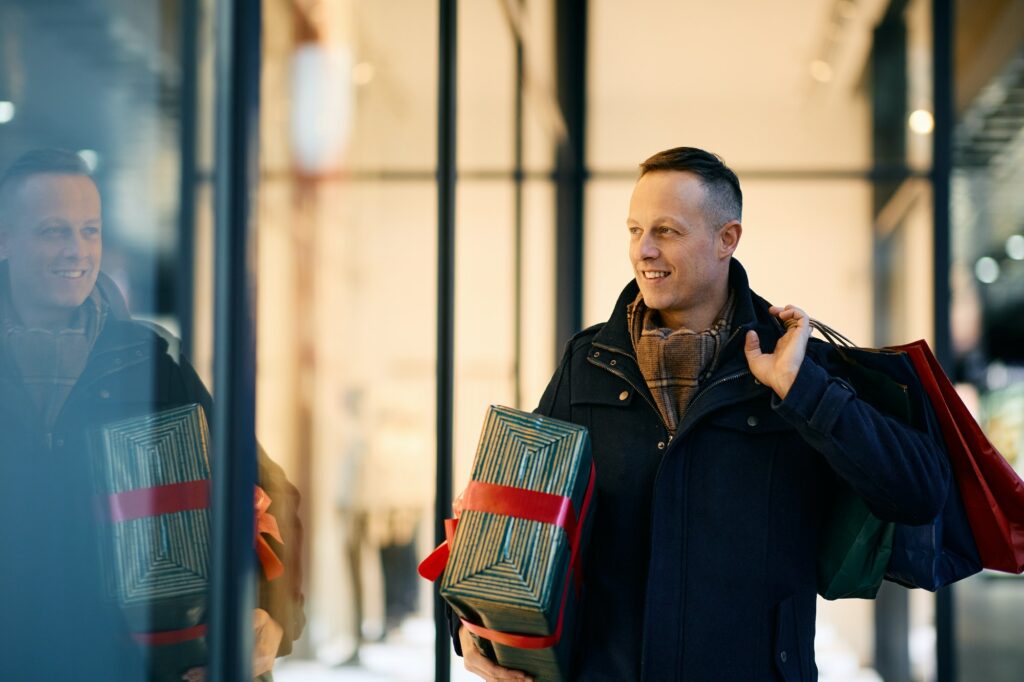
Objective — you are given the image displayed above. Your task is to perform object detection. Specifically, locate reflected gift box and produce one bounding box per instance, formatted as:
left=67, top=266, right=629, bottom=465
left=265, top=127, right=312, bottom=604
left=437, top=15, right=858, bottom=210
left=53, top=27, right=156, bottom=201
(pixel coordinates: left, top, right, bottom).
left=421, top=405, right=595, bottom=681
left=91, top=403, right=212, bottom=680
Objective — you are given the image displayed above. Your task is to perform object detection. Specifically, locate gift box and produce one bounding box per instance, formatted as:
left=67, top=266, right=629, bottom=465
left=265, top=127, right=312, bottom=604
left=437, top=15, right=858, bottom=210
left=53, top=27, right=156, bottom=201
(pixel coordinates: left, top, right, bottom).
left=91, top=403, right=212, bottom=680
left=436, top=405, right=595, bottom=681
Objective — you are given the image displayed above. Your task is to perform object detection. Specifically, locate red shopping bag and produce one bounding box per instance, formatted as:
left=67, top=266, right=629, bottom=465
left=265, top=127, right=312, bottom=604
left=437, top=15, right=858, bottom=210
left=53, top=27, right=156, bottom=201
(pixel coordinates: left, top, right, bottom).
left=890, top=340, right=1024, bottom=573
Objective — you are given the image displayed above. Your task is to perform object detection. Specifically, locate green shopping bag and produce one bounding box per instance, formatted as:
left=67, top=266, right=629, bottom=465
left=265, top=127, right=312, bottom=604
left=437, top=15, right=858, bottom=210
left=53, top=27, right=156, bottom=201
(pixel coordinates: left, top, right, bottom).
left=817, top=490, right=894, bottom=599
left=812, top=321, right=912, bottom=600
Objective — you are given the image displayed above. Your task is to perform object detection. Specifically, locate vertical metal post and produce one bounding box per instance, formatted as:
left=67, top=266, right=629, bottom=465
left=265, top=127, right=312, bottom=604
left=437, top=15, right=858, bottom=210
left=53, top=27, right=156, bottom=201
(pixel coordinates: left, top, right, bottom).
left=435, top=1, right=457, bottom=681
left=554, top=0, right=587, bottom=354
left=177, top=0, right=199, bottom=358
left=209, top=0, right=261, bottom=679
left=513, top=0, right=525, bottom=409
left=933, top=0, right=955, bottom=679
left=869, top=7, right=913, bottom=679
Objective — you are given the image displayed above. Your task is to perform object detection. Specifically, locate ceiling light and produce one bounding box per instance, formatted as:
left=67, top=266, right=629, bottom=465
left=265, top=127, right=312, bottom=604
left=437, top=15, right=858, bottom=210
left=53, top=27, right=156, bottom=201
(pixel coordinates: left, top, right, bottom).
left=352, top=62, right=375, bottom=86
left=975, top=256, right=1000, bottom=284
left=77, top=149, right=100, bottom=172
left=1006, top=234, right=1024, bottom=261
left=0, top=101, right=14, bottom=124
left=810, top=60, right=833, bottom=83
left=909, top=109, right=934, bottom=135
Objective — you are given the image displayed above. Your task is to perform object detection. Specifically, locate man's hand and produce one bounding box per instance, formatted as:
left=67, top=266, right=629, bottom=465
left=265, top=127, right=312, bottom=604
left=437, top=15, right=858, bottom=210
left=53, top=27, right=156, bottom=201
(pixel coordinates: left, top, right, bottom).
left=458, top=626, right=533, bottom=682
left=252, top=608, right=284, bottom=677
left=743, top=305, right=811, bottom=401
left=179, top=609, right=283, bottom=682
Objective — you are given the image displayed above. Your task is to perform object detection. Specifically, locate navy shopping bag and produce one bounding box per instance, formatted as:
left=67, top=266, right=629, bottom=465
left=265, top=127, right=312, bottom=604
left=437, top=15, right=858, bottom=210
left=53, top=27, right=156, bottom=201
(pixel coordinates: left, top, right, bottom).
left=811, top=321, right=982, bottom=592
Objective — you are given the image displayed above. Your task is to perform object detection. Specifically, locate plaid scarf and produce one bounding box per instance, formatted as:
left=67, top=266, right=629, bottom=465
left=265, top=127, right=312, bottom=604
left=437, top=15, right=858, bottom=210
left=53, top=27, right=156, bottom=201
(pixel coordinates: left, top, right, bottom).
left=627, top=290, right=735, bottom=437
left=0, top=284, right=107, bottom=432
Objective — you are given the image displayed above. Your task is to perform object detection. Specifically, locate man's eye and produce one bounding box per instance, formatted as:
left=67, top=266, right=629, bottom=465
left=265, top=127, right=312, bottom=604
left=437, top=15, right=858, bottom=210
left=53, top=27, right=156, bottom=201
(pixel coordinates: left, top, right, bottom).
left=83, top=227, right=100, bottom=237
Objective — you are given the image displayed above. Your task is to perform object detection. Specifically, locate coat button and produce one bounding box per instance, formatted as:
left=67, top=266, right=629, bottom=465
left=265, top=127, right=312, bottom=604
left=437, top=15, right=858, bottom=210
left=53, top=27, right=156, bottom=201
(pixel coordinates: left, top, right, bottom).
left=753, top=378, right=761, bottom=385
left=619, top=391, right=629, bottom=401
left=99, top=389, right=111, bottom=399
left=657, top=441, right=666, bottom=450
left=747, top=415, right=759, bottom=427
left=593, top=351, right=600, bottom=358
left=610, top=359, right=617, bottom=366
left=780, top=650, right=787, bottom=663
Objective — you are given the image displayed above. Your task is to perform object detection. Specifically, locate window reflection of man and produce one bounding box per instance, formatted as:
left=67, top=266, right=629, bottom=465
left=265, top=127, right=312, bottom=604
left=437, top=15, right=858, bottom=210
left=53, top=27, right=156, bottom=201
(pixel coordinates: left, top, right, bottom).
left=0, top=150, right=302, bottom=681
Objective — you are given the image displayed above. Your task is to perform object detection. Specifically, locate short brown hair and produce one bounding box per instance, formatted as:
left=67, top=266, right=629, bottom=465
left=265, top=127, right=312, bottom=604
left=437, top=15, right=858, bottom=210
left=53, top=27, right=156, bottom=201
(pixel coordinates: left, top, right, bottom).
left=0, top=149, right=93, bottom=219
left=640, top=147, right=742, bottom=227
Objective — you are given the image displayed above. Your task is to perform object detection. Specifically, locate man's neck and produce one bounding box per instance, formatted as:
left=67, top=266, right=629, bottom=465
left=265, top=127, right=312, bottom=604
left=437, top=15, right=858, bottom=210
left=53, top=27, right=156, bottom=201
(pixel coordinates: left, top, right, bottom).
left=659, top=285, right=730, bottom=332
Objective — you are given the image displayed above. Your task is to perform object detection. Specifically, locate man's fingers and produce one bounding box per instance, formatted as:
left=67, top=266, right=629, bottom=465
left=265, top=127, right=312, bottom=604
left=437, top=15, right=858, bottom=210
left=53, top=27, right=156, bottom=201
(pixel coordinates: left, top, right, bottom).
left=460, top=631, right=532, bottom=681
left=769, top=305, right=809, bottom=330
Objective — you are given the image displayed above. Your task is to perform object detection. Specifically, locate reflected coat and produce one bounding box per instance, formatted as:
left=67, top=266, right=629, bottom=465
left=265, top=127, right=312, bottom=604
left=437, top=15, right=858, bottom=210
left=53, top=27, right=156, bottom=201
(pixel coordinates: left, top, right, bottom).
left=0, top=264, right=305, bottom=681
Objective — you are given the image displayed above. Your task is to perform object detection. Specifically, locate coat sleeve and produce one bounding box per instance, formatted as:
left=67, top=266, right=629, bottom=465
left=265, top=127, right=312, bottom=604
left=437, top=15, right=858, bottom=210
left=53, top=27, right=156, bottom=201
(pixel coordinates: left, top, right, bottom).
left=771, top=353, right=950, bottom=525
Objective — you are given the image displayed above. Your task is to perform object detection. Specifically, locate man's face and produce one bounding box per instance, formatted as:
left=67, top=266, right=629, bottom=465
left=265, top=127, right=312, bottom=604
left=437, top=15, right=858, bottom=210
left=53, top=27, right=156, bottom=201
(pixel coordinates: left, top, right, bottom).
left=627, top=171, right=735, bottom=327
left=0, top=174, right=102, bottom=321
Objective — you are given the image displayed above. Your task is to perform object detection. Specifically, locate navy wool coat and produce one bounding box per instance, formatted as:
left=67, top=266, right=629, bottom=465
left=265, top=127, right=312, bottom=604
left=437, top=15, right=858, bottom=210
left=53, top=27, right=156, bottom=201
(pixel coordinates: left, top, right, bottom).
left=532, top=259, right=949, bottom=681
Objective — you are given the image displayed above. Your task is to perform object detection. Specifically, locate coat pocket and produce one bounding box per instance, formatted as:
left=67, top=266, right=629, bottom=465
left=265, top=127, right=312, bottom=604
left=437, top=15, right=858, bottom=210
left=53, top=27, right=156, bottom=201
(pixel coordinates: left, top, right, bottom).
left=773, top=595, right=805, bottom=682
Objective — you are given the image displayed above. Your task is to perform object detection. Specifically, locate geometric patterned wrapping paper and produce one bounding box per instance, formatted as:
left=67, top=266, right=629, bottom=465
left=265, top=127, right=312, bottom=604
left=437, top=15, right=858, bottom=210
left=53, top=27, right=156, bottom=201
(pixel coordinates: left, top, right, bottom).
left=90, top=403, right=211, bottom=661
left=441, top=405, right=593, bottom=681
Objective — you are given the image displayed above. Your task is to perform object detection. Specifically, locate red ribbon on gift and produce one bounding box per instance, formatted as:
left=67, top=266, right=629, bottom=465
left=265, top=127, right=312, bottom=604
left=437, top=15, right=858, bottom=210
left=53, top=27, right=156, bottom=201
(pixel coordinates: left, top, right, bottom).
left=418, top=462, right=596, bottom=650
left=254, top=485, right=285, bottom=581
left=107, top=481, right=286, bottom=581
left=109, top=481, right=287, bottom=647
left=132, top=624, right=207, bottom=646
left=108, top=480, right=209, bottom=522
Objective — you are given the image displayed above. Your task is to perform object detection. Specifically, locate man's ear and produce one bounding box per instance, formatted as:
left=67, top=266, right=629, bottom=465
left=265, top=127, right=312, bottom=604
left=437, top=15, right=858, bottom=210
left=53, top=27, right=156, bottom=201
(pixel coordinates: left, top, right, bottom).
left=717, top=220, right=742, bottom=258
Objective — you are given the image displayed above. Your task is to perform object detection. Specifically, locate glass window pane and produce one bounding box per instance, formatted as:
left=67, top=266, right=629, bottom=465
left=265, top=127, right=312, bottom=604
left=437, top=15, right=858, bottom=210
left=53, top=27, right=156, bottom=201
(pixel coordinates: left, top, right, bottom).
left=257, top=1, right=439, bottom=679
left=0, top=1, right=232, bottom=679
left=951, top=7, right=1024, bottom=676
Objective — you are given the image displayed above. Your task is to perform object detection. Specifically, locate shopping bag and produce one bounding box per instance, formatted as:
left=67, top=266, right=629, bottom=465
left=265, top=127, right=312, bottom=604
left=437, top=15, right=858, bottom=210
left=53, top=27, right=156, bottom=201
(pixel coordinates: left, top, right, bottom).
left=891, top=340, right=1024, bottom=573
left=809, top=323, right=911, bottom=599
left=810, top=322, right=981, bottom=594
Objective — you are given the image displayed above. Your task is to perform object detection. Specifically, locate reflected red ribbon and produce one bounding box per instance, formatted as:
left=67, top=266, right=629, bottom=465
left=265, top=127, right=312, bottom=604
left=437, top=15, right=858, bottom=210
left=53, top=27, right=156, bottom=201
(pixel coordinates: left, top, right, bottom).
left=254, top=485, right=285, bottom=581
left=132, top=624, right=207, bottom=646
left=106, top=482, right=285, bottom=580
left=418, top=462, right=596, bottom=649
left=108, top=480, right=209, bottom=522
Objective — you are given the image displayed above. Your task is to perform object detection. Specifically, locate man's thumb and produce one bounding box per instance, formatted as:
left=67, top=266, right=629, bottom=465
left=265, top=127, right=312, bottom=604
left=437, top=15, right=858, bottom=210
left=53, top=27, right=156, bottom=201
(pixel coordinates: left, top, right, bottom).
left=744, top=329, right=762, bottom=357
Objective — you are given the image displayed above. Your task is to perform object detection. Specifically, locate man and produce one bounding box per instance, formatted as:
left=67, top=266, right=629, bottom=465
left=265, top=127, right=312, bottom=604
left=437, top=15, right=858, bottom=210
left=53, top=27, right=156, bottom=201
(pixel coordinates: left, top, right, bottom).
left=456, top=147, right=949, bottom=681
left=0, top=149, right=304, bottom=680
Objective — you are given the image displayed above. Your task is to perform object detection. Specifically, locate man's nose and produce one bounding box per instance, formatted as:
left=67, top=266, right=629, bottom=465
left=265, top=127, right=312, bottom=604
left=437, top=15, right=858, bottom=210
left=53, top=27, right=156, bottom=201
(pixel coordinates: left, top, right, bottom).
left=61, top=233, right=89, bottom=260
left=637, top=232, right=659, bottom=259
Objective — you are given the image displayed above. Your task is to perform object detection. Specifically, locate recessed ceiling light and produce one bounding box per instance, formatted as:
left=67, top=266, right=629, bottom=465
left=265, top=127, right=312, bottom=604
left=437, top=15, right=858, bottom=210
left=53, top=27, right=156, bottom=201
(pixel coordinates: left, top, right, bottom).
left=810, top=60, right=833, bottom=83
left=1006, top=234, right=1024, bottom=261
left=0, top=101, right=15, bottom=124
left=77, top=149, right=100, bottom=172
left=975, top=256, right=1000, bottom=284
left=352, top=62, right=375, bottom=86
left=909, top=109, right=934, bottom=135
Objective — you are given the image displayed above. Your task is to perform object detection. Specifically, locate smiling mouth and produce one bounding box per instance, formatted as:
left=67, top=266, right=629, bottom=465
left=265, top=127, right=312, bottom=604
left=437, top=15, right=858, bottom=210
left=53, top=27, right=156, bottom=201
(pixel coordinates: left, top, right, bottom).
left=53, top=270, right=88, bottom=279
left=641, top=271, right=669, bottom=280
